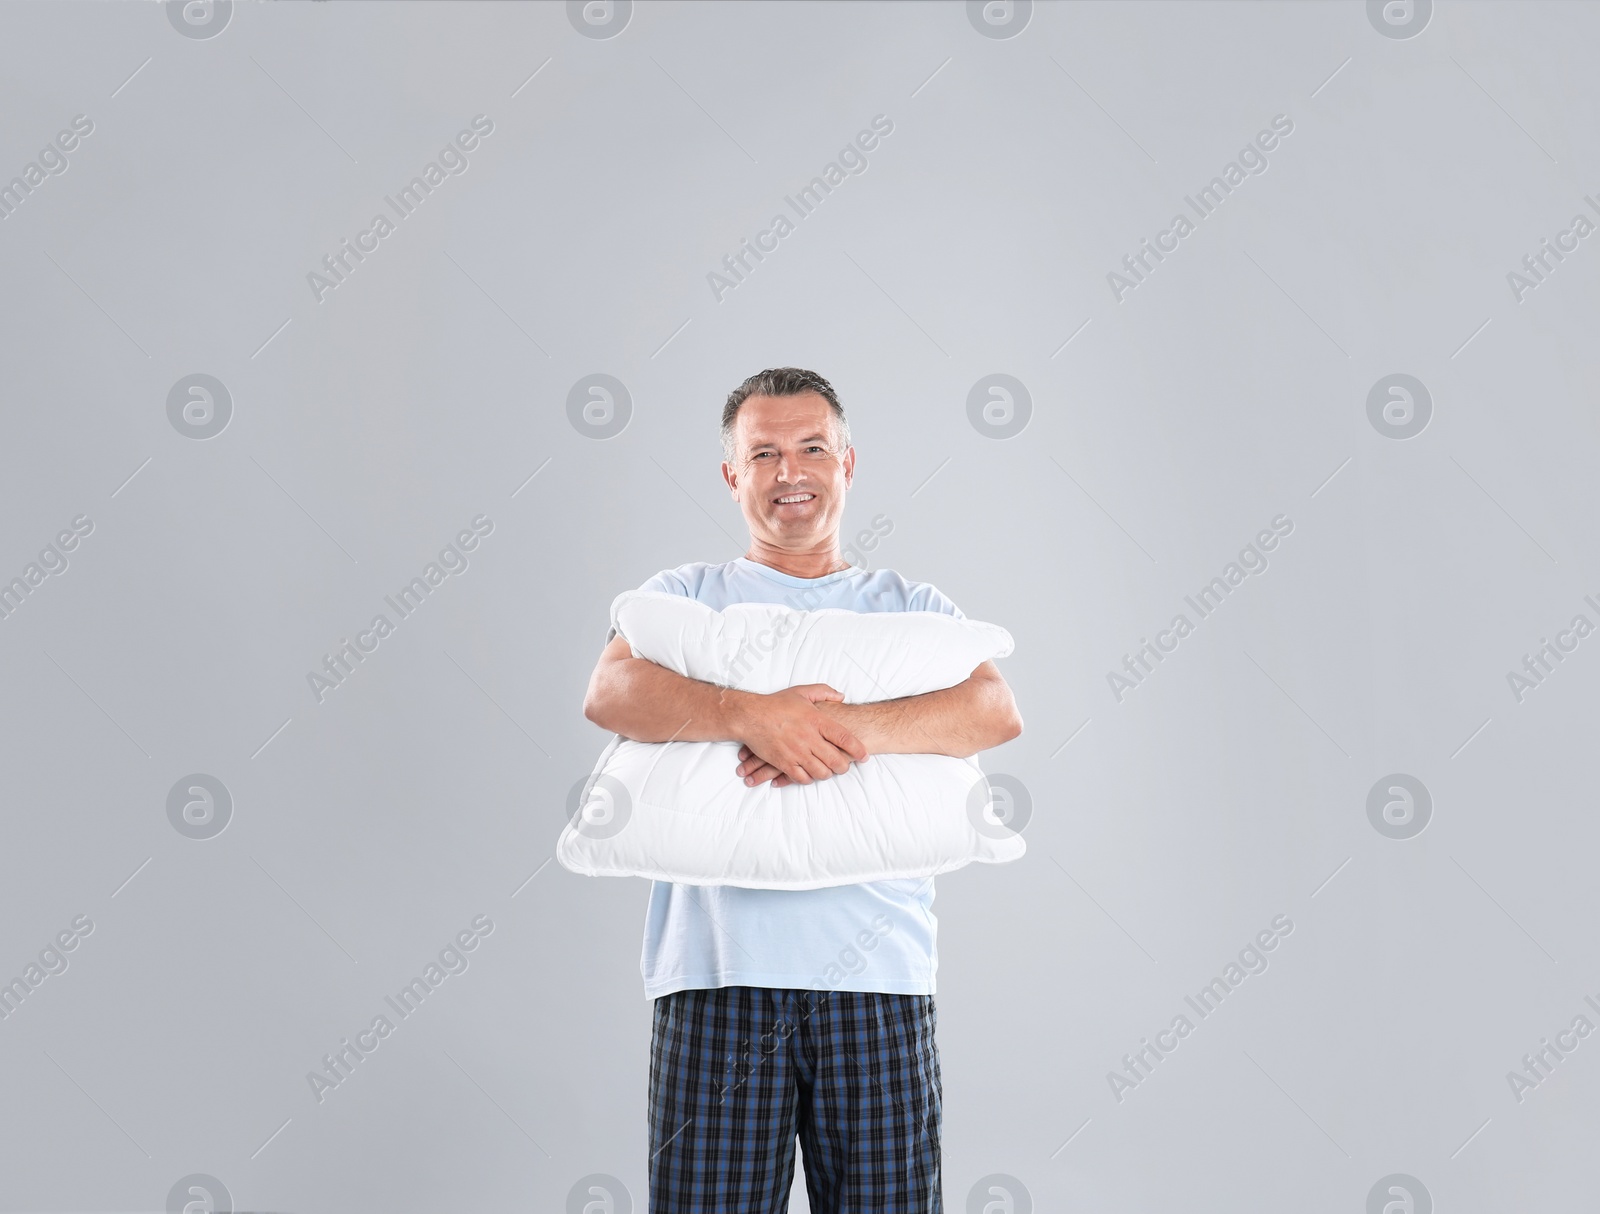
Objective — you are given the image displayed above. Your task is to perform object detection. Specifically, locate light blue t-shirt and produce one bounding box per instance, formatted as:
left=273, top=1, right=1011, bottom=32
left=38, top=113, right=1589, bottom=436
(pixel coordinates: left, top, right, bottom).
left=609, top=556, right=966, bottom=1000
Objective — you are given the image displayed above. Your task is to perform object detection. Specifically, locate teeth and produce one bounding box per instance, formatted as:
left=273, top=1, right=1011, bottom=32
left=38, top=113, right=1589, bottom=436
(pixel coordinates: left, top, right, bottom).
left=776, top=494, right=813, bottom=504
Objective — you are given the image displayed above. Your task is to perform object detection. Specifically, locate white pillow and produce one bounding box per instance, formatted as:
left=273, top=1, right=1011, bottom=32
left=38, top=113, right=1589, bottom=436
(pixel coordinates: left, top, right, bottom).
left=557, top=590, right=1026, bottom=890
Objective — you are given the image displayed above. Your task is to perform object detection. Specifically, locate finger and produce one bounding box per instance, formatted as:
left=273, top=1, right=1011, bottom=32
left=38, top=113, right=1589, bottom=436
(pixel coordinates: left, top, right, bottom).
left=742, top=762, right=783, bottom=787
left=797, top=751, right=847, bottom=782
left=747, top=760, right=781, bottom=784
left=821, top=721, right=868, bottom=762
left=792, top=683, right=844, bottom=703
left=736, top=746, right=779, bottom=778
left=800, top=739, right=851, bottom=777
left=814, top=740, right=857, bottom=777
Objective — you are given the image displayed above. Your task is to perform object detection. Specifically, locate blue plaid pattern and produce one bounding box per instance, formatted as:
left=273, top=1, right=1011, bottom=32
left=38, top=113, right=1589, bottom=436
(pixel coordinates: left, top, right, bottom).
left=649, top=985, right=943, bottom=1213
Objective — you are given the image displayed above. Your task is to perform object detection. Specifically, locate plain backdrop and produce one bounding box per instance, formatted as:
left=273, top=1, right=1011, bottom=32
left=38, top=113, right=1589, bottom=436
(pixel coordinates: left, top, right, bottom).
left=1, top=1, right=1597, bottom=1211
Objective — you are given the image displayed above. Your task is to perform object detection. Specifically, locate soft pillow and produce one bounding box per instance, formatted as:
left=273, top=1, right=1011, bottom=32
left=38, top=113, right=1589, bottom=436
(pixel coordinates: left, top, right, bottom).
left=557, top=590, right=1026, bottom=890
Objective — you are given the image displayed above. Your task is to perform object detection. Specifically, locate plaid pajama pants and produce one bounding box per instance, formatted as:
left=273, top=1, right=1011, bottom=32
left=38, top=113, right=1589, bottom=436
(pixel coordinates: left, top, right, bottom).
left=648, top=985, right=943, bottom=1214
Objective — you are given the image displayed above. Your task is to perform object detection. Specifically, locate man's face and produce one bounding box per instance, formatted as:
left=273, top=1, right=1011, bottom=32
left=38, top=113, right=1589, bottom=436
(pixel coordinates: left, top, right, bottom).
left=722, top=391, right=854, bottom=551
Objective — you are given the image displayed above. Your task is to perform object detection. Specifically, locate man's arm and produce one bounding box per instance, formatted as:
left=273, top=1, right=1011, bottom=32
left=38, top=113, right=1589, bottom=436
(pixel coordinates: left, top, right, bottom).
left=826, top=659, right=1023, bottom=756
left=582, top=634, right=869, bottom=784
left=735, top=660, right=1023, bottom=787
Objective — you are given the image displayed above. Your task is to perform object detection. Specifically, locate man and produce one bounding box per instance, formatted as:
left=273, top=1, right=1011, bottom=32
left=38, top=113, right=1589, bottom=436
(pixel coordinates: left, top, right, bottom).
left=582, top=367, right=1023, bottom=1213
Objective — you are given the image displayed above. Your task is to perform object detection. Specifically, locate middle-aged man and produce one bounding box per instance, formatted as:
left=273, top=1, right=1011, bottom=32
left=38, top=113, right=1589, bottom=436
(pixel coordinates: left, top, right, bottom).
left=582, top=367, right=1023, bottom=1214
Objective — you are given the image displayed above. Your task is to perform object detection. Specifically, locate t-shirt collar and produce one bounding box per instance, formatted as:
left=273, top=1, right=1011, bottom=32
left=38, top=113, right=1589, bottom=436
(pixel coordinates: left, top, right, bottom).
left=736, top=556, right=858, bottom=588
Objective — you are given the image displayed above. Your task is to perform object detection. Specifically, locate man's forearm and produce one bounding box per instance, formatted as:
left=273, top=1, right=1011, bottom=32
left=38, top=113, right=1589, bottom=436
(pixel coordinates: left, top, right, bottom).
left=584, top=655, right=750, bottom=743
left=816, top=666, right=1022, bottom=759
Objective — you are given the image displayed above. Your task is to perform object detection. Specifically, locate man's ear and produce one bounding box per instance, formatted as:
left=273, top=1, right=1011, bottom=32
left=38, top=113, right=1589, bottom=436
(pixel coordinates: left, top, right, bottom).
left=722, top=460, right=738, bottom=499
left=842, top=445, right=856, bottom=488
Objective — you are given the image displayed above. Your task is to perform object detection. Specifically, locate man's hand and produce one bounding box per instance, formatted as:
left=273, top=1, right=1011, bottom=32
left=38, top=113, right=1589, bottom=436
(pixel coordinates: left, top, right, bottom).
left=734, top=661, right=1024, bottom=786
left=731, top=683, right=869, bottom=787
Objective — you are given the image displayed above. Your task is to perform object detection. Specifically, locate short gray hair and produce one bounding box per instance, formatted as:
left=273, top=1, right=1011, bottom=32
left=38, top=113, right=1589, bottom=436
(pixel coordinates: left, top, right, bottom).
left=721, top=367, right=851, bottom=462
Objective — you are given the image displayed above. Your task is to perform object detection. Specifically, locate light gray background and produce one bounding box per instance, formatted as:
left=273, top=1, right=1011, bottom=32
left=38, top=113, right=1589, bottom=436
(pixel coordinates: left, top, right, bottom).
left=1, top=0, right=1596, bottom=1211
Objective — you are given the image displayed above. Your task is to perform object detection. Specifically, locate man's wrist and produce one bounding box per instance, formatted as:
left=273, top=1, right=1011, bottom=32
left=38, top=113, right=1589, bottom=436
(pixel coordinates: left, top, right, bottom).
left=816, top=700, right=876, bottom=753
left=716, top=685, right=757, bottom=739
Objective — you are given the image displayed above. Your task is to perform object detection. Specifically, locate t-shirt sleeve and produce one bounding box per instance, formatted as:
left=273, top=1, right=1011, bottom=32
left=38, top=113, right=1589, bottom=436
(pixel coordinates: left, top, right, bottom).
left=605, top=569, right=684, bottom=644
left=908, top=581, right=965, bottom=620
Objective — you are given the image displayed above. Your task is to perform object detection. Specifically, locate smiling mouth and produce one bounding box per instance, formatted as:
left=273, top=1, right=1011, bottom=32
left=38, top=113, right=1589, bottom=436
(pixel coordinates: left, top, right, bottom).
left=773, top=493, right=816, bottom=506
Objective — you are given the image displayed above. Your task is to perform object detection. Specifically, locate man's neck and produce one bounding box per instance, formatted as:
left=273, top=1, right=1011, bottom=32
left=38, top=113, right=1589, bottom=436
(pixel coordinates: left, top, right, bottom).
left=743, top=542, right=850, bottom=580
